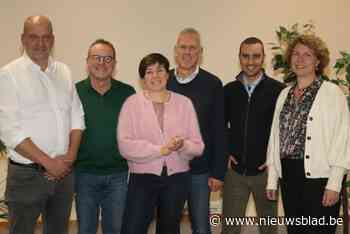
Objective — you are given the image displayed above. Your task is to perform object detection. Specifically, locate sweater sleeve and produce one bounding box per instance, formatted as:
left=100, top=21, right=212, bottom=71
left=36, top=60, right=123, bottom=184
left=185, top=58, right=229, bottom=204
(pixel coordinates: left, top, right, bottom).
left=325, top=85, right=350, bottom=192
left=266, top=122, right=279, bottom=191
left=208, top=80, right=227, bottom=181
left=266, top=89, right=286, bottom=190
left=178, top=99, right=204, bottom=160
left=117, top=97, right=163, bottom=163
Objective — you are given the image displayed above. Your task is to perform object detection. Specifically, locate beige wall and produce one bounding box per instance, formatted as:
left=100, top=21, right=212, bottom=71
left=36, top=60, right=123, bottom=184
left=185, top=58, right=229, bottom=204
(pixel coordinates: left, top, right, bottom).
left=1, top=0, right=349, bottom=88
left=0, top=0, right=349, bottom=217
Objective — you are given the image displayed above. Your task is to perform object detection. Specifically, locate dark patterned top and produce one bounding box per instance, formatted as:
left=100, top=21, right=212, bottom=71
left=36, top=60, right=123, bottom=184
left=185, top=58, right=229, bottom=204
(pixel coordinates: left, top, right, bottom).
left=279, top=78, right=323, bottom=159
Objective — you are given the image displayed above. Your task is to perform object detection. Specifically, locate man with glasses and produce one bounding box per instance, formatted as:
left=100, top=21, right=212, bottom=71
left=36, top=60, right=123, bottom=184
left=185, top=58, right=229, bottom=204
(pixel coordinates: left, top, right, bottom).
left=0, top=15, right=85, bottom=234
left=166, top=28, right=226, bottom=234
left=75, top=39, right=135, bottom=234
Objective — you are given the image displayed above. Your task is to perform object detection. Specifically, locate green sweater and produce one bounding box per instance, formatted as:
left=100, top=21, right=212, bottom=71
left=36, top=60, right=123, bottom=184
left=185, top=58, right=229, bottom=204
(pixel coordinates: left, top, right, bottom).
left=75, top=78, right=135, bottom=174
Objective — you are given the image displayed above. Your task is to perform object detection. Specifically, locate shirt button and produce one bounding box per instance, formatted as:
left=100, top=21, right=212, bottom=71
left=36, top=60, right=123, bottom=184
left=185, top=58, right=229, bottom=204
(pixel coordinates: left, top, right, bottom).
left=309, top=117, right=313, bottom=121
left=307, top=136, right=311, bottom=140
left=305, top=155, right=310, bottom=159
left=306, top=172, right=311, bottom=176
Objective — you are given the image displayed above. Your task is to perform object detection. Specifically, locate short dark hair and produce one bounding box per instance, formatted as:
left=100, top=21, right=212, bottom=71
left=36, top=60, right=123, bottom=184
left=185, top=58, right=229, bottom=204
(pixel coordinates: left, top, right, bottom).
left=239, top=37, right=265, bottom=55
left=88, top=39, right=116, bottom=59
left=138, top=53, right=170, bottom=79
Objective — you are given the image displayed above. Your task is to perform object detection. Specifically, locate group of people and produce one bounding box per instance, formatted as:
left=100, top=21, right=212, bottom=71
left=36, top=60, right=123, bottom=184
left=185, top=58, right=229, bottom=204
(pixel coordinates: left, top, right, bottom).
left=0, top=15, right=348, bottom=234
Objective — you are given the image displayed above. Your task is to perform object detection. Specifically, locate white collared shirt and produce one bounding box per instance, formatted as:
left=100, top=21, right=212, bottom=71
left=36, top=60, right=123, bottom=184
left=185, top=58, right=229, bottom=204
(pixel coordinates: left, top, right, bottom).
left=0, top=54, right=85, bottom=163
left=174, top=66, right=199, bottom=84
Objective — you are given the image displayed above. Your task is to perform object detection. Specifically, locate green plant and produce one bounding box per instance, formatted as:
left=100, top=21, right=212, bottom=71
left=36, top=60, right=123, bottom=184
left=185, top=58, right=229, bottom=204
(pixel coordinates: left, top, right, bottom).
left=0, top=141, right=6, bottom=220
left=334, top=51, right=350, bottom=89
left=0, top=141, right=5, bottom=157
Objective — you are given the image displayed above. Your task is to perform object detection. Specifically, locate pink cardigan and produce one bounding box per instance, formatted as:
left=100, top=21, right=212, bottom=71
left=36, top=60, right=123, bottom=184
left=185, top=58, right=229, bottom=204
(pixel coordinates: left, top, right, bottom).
left=117, top=91, right=204, bottom=176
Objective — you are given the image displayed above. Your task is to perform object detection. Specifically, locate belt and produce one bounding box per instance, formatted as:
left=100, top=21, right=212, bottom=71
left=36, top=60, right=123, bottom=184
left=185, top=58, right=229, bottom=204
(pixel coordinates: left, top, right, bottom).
left=9, top=159, right=46, bottom=172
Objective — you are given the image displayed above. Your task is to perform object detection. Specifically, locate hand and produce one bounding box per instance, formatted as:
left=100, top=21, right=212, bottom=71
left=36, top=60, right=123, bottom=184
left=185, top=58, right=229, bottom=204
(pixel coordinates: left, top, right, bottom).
left=160, top=146, right=171, bottom=156
left=266, top=189, right=277, bottom=201
left=258, top=163, right=267, bottom=171
left=44, top=155, right=74, bottom=181
left=322, top=189, right=340, bottom=207
left=227, top=155, right=238, bottom=169
left=56, top=154, right=75, bottom=168
left=208, top=177, right=223, bottom=192
left=42, top=157, right=71, bottom=180
left=167, top=136, right=184, bottom=152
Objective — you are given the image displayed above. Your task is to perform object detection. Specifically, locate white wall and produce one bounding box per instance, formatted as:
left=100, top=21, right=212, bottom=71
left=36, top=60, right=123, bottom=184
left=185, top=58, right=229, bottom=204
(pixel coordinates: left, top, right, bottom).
left=0, top=0, right=349, bottom=217
left=1, top=0, right=349, bottom=88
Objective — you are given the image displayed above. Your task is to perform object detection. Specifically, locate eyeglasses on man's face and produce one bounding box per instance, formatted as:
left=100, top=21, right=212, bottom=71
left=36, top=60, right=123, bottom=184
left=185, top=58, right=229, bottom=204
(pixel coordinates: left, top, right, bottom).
left=89, top=55, right=114, bottom=64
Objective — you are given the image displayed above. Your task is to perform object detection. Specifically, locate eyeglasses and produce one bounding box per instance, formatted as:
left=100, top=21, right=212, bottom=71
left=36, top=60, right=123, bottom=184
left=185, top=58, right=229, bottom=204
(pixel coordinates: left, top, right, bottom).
left=90, top=55, right=114, bottom=64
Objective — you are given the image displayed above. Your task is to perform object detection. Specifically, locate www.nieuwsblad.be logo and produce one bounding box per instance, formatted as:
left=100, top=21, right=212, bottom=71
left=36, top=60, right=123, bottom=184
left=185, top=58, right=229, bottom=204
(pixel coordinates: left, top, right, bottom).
left=209, top=214, right=343, bottom=227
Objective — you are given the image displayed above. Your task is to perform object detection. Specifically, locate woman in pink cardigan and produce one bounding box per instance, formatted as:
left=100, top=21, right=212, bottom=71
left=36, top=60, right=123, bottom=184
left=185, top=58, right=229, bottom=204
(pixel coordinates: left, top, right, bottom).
left=118, top=53, right=204, bottom=234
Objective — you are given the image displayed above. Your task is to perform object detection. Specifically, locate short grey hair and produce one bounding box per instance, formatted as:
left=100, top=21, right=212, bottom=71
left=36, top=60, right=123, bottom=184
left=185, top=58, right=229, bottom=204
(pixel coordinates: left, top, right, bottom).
left=177, top=27, right=202, bottom=47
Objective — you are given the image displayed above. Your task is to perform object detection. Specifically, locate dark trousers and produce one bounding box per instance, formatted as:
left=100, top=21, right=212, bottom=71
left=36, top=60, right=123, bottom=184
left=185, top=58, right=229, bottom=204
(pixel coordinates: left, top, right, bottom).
left=280, top=158, right=341, bottom=234
left=121, top=171, right=190, bottom=234
left=5, top=162, right=74, bottom=234
left=222, top=170, right=277, bottom=234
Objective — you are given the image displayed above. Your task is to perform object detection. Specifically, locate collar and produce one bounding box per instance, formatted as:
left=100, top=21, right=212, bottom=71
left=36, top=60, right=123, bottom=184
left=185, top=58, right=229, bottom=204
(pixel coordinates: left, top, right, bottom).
left=291, top=76, right=323, bottom=94
left=242, top=72, right=263, bottom=87
left=86, top=76, right=116, bottom=95
left=23, top=52, right=56, bottom=74
left=236, top=70, right=265, bottom=86
left=174, top=66, right=199, bottom=84
left=236, top=70, right=265, bottom=96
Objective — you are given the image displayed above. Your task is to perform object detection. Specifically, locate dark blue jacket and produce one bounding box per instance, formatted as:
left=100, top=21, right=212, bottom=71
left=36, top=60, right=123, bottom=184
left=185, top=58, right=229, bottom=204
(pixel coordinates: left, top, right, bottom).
left=224, top=72, right=285, bottom=175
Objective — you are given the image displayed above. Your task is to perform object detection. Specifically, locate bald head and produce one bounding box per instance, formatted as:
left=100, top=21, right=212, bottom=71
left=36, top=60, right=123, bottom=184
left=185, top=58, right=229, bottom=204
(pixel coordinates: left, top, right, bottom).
left=23, top=15, right=53, bottom=35
left=21, top=15, right=55, bottom=70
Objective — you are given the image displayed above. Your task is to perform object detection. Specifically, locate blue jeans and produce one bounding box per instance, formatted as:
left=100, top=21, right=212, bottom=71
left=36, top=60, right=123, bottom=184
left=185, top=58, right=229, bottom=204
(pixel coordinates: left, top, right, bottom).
left=75, top=171, right=128, bottom=234
left=188, top=173, right=211, bottom=234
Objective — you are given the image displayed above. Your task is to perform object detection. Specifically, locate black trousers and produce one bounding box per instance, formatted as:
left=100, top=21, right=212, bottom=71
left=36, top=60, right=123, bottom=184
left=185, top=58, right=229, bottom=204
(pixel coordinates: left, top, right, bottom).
left=280, top=158, right=341, bottom=234
left=121, top=171, right=190, bottom=234
left=5, top=162, right=74, bottom=234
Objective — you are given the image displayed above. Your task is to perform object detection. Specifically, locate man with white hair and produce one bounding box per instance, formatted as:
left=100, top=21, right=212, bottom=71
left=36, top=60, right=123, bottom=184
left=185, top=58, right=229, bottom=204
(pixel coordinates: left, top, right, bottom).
left=166, top=28, right=226, bottom=234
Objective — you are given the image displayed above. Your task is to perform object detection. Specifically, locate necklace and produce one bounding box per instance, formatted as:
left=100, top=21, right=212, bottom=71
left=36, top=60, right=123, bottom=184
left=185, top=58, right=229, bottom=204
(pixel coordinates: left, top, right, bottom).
left=293, top=86, right=306, bottom=100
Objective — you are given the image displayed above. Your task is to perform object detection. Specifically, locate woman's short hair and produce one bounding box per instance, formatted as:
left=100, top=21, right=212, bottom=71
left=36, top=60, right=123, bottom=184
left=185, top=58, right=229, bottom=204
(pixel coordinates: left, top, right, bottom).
left=286, top=34, right=330, bottom=76
left=138, top=53, right=170, bottom=79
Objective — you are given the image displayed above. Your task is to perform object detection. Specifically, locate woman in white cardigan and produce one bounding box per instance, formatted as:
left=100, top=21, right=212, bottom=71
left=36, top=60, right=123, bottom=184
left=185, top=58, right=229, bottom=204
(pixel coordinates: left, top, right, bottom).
left=265, top=34, right=350, bottom=234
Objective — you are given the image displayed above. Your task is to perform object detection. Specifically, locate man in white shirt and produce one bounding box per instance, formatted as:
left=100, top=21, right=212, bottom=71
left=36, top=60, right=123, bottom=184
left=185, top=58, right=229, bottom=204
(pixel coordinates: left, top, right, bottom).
left=0, top=15, right=85, bottom=234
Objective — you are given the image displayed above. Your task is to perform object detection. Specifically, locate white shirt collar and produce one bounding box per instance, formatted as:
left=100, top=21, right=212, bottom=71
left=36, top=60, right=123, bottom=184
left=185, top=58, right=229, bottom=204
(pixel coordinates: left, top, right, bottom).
left=174, top=66, right=199, bottom=84
left=23, top=52, right=56, bottom=74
